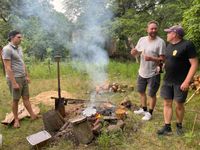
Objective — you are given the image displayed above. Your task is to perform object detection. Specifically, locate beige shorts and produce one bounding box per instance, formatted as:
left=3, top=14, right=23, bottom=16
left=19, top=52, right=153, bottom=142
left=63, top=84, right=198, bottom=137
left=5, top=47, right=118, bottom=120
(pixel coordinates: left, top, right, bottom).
left=7, top=77, right=29, bottom=100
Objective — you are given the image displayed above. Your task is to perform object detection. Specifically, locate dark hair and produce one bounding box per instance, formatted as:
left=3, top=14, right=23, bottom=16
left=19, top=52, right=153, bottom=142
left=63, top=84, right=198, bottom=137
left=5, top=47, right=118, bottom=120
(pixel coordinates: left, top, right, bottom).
left=8, top=30, right=21, bottom=42
left=147, top=20, right=159, bottom=27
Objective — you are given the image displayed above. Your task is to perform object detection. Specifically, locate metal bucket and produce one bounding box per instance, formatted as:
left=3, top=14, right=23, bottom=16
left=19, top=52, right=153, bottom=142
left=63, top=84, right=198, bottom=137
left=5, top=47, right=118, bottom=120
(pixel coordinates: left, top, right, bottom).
left=26, top=130, right=51, bottom=149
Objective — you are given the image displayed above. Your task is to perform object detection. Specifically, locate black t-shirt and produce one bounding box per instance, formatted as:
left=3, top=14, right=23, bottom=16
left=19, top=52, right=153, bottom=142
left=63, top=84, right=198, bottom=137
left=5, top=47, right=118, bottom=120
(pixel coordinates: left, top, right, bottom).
left=164, top=39, right=197, bottom=84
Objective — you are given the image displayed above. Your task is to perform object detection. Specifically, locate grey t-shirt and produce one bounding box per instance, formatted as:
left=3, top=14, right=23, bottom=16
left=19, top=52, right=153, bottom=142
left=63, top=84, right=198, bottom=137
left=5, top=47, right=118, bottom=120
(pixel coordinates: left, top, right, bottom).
left=135, top=36, right=166, bottom=78
left=2, top=43, right=25, bottom=78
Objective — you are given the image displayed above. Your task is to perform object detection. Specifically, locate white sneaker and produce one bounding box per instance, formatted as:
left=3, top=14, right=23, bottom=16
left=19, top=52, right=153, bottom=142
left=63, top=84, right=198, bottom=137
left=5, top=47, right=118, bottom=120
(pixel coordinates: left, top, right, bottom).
left=142, top=112, right=152, bottom=121
left=134, top=108, right=145, bottom=115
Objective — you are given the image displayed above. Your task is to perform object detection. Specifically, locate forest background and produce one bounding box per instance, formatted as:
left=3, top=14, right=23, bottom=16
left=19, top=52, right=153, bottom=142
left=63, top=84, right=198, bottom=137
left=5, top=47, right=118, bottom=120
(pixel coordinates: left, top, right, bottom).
left=0, top=0, right=200, bottom=62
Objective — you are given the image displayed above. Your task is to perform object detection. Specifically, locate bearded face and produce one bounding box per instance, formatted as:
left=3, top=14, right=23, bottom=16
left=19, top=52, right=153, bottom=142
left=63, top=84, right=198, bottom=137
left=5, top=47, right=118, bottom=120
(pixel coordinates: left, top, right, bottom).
left=147, top=23, right=158, bottom=39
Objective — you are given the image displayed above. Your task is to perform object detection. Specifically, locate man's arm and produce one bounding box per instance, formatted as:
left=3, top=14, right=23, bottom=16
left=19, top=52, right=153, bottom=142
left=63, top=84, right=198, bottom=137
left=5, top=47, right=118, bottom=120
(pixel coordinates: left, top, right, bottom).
left=180, top=57, right=199, bottom=91
left=144, top=39, right=166, bottom=63
left=130, top=48, right=142, bottom=56
left=3, top=59, right=20, bottom=89
left=24, top=64, right=30, bottom=83
left=144, top=54, right=165, bottom=63
left=0, top=47, right=6, bottom=75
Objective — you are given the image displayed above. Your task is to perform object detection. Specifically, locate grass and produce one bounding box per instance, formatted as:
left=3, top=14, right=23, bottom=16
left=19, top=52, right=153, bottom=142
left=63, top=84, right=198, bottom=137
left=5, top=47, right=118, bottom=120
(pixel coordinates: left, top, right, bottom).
left=0, top=60, right=200, bottom=150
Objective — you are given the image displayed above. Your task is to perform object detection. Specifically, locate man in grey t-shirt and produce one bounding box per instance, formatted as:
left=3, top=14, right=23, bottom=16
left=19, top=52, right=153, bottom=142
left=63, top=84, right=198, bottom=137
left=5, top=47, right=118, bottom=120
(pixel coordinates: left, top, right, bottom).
left=2, top=30, right=38, bottom=128
left=131, top=21, right=166, bottom=121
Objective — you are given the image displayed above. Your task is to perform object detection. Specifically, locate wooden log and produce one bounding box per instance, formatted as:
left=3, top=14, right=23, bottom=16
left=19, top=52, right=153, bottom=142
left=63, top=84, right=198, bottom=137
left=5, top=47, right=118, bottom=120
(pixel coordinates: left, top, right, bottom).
left=42, top=110, right=65, bottom=134
left=69, top=116, right=94, bottom=144
left=1, top=104, right=40, bottom=125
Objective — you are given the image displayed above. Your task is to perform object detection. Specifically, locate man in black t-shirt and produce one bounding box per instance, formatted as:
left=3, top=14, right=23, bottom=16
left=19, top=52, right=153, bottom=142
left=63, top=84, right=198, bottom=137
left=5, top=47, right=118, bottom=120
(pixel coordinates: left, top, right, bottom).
left=157, top=25, right=198, bottom=135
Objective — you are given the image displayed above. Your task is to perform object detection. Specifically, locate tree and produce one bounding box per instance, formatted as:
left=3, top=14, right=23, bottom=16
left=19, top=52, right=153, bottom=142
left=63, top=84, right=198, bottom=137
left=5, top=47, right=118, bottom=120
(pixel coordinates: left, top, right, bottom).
left=107, top=0, right=195, bottom=54
left=0, top=0, right=72, bottom=60
left=182, top=0, right=200, bottom=57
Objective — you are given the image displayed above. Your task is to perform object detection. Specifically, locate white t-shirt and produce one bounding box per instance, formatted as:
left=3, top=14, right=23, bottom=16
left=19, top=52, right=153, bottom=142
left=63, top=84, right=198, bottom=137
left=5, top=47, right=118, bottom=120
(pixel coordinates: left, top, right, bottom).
left=135, top=36, right=166, bottom=78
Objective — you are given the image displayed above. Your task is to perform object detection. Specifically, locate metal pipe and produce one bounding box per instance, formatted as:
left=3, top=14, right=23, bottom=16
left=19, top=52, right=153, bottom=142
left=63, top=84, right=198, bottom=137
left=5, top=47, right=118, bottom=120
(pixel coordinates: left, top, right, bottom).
left=54, top=55, right=61, bottom=99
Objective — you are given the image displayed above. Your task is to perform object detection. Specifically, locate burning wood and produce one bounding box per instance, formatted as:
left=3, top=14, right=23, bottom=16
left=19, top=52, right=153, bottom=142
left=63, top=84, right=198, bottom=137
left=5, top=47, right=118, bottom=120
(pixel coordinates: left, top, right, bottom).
left=115, top=108, right=127, bottom=120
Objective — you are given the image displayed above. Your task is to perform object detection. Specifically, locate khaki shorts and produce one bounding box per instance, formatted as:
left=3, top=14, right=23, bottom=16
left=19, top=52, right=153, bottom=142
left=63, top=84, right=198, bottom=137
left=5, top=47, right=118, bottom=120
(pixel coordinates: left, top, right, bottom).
left=7, top=77, right=29, bottom=100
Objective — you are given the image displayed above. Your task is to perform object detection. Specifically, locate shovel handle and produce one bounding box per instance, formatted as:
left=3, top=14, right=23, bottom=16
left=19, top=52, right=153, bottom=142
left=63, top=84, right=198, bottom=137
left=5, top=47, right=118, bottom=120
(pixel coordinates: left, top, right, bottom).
left=185, top=86, right=200, bottom=105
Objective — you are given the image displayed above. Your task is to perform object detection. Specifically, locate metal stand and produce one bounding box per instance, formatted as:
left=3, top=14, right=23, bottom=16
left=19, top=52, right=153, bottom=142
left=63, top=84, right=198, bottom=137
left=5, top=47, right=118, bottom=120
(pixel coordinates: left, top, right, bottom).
left=51, top=55, right=66, bottom=117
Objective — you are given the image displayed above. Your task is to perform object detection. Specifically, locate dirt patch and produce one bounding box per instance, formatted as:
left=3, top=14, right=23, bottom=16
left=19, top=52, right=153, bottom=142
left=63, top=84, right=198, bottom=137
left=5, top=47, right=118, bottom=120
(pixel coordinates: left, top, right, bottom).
left=30, top=90, right=74, bottom=106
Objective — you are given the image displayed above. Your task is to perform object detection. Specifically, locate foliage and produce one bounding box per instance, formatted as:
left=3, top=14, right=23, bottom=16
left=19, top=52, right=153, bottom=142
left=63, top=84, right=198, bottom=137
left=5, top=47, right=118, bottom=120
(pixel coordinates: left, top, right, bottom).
left=0, top=19, right=11, bottom=46
left=182, top=0, right=200, bottom=57
left=97, top=132, right=111, bottom=149
left=0, top=0, right=72, bottom=60
left=1, top=0, right=198, bottom=59
left=107, top=0, right=195, bottom=52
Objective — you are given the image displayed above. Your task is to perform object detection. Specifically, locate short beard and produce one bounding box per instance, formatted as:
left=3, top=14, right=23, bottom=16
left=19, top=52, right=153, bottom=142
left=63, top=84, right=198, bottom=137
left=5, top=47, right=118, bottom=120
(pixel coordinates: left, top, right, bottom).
left=149, top=33, right=157, bottom=39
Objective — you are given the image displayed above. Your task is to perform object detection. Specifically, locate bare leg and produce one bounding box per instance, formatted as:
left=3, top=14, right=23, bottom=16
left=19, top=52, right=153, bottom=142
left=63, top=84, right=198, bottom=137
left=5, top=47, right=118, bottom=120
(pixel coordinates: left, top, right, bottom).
left=22, top=96, right=37, bottom=120
left=175, top=101, right=185, bottom=123
left=164, top=99, right=173, bottom=124
left=12, top=100, right=20, bottom=128
left=149, top=96, right=156, bottom=110
left=139, top=92, right=147, bottom=107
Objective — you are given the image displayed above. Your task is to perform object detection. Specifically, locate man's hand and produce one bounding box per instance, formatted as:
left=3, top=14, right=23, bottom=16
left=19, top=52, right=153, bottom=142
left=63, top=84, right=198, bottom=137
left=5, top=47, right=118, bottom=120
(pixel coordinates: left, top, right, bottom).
left=26, top=76, right=31, bottom=83
left=130, top=48, right=138, bottom=56
left=144, top=54, right=153, bottom=61
left=180, top=81, right=190, bottom=91
left=13, top=82, right=20, bottom=90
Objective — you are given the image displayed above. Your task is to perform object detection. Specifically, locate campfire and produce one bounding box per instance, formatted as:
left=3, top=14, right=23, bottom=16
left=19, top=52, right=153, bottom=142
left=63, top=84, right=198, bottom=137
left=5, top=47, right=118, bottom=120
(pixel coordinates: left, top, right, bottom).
left=45, top=98, right=136, bottom=146
left=38, top=88, right=138, bottom=148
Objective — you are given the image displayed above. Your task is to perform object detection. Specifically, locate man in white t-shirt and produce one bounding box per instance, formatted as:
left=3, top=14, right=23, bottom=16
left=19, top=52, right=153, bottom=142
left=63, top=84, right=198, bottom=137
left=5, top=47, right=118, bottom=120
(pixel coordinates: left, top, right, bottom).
left=131, top=20, right=166, bottom=120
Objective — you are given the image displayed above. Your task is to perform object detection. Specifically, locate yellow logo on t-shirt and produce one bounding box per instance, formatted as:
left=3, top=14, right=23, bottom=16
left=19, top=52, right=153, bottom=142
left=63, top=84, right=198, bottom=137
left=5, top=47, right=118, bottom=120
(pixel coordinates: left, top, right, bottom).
left=173, top=50, right=177, bottom=56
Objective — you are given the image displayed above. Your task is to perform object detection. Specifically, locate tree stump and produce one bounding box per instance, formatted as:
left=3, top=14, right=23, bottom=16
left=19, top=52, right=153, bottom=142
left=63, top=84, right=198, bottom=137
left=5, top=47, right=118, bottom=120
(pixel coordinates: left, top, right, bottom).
left=70, top=116, right=94, bottom=144
left=42, top=110, right=65, bottom=134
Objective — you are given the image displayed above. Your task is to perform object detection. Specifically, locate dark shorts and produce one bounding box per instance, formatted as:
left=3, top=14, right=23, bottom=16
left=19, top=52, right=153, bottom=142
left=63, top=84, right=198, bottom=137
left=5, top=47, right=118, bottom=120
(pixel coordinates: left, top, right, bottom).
left=160, top=81, right=188, bottom=103
left=7, top=77, right=29, bottom=100
left=137, top=74, right=160, bottom=97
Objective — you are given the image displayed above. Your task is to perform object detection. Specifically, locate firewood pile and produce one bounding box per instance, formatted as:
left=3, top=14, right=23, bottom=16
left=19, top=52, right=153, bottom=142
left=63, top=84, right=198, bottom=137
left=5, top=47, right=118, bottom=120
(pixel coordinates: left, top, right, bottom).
left=190, top=74, right=200, bottom=94
left=96, top=82, right=134, bottom=94
left=89, top=98, right=138, bottom=135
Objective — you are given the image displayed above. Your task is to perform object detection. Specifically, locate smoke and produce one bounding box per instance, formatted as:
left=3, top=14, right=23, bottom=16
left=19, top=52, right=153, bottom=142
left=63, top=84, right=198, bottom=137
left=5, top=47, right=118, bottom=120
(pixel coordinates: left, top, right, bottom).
left=10, top=0, right=71, bottom=48
left=10, top=0, right=113, bottom=99
left=70, top=0, right=113, bottom=89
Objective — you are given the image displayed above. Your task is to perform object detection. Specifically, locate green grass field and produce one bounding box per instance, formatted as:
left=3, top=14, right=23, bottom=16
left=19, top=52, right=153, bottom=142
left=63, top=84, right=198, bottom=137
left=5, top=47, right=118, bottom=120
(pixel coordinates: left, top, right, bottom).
left=0, top=60, right=199, bottom=150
